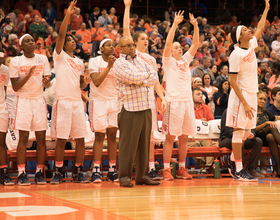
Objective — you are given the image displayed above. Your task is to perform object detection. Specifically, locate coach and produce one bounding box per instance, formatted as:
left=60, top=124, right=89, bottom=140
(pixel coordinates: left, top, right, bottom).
left=112, top=36, right=160, bottom=187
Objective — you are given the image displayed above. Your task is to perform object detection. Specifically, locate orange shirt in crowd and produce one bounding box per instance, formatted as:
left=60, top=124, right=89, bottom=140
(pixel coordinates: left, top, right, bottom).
left=45, top=35, right=57, bottom=46
left=129, top=18, right=136, bottom=28
left=34, top=48, right=48, bottom=56
left=70, top=14, right=83, bottom=31
left=17, top=14, right=25, bottom=28
left=104, top=32, right=116, bottom=42
left=272, top=20, right=280, bottom=29
left=91, top=27, right=105, bottom=41
left=109, top=15, right=118, bottom=24
left=228, top=21, right=240, bottom=27
left=76, top=29, right=92, bottom=43
left=144, top=23, right=153, bottom=33
left=27, top=9, right=42, bottom=21
left=194, top=103, right=214, bottom=121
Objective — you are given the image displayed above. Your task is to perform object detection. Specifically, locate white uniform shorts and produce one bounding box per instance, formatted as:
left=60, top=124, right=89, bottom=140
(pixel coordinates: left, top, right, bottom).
left=9, top=96, right=48, bottom=132
left=0, top=100, right=8, bottom=133
left=51, top=99, right=86, bottom=139
left=226, top=90, right=257, bottom=130
left=162, top=101, right=197, bottom=137
left=88, top=99, right=118, bottom=133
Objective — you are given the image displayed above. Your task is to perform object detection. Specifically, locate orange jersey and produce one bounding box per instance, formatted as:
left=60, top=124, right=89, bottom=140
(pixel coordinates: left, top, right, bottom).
left=91, top=27, right=105, bottom=42
left=76, top=29, right=92, bottom=43
left=194, top=103, right=214, bottom=121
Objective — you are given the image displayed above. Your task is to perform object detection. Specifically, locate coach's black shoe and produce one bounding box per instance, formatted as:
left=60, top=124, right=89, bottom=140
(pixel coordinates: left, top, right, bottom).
left=35, top=170, right=47, bottom=185
left=18, top=172, right=31, bottom=186
left=0, top=168, right=14, bottom=186
left=73, top=166, right=90, bottom=183
left=50, top=167, right=63, bottom=185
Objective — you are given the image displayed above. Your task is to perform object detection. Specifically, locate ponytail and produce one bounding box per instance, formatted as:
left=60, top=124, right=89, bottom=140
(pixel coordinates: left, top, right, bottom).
left=228, top=27, right=238, bottom=55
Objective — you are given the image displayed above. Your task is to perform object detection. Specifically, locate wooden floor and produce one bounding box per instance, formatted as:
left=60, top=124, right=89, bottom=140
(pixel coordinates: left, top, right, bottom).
left=1, top=177, right=280, bottom=219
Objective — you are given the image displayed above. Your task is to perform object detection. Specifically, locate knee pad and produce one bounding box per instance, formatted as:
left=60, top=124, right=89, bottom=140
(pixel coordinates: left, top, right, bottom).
left=243, top=130, right=251, bottom=140
left=232, top=130, right=245, bottom=143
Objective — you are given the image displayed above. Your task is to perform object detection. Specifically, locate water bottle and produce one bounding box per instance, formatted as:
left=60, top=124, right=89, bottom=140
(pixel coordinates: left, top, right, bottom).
left=171, top=161, right=177, bottom=179
left=213, top=159, right=220, bottom=179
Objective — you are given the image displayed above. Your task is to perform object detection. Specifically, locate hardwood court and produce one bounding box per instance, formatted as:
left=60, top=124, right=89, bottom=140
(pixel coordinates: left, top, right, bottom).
left=1, top=177, right=280, bottom=219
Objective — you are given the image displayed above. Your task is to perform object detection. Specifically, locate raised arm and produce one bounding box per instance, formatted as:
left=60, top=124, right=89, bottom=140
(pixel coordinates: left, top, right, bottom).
left=163, top=11, right=184, bottom=58
left=188, top=13, right=199, bottom=57
left=123, top=0, right=132, bottom=39
left=56, top=0, right=77, bottom=54
left=255, top=0, right=270, bottom=40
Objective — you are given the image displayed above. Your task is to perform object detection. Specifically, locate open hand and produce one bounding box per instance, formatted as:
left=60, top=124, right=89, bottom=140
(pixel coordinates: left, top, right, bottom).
left=66, top=0, right=77, bottom=15
left=244, top=104, right=255, bottom=120
left=265, top=0, right=270, bottom=11
left=124, top=0, right=132, bottom=7
left=174, top=10, right=184, bottom=25
left=161, top=98, right=167, bottom=113
left=189, top=13, right=197, bottom=26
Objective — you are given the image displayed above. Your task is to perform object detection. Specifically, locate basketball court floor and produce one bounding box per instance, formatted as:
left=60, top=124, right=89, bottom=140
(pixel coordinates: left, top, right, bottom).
left=1, top=177, right=280, bottom=219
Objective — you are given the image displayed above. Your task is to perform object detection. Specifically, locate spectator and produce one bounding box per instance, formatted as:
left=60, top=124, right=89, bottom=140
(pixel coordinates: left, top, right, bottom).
left=134, top=18, right=145, bottom=33
left=98, top=8, right=112, bottom=28
left=218, top=53, right=229, bottom=71
left=211, top=64, right=218, bottom=79
left=197, top=44, right=212, bottom=63
left=42, top=1, right=57, bottom=27
left=112, top=22, right=120, bottom=36
left=108, top=7, right=118, bottom=24
left=1, top=34, right=19, bottom=50
left=84, top=13, right=90, bottom=29
left=267, top=87, right=280, bottom=116
left=158, top=20, right=169, bottom=37
left=198, top=17, right=207, bottom=33
left=256, top=50, right=269, bottom=65
left=104, top=24, right=116, bottom=42
left=202, top=73, right=218, bottom=114
left=91, top=20, right=105, bottom=56
left=47, top=26, right=53, bottom=35
left=1, top=15, right=14, bottom=35
left=34, top=40, right=50, bottom=57
left=17, top=14, right=32, bottom=36
left=30, top=14, right=47, bottom=39
left=89, top=7, right=100, bottom=29
left=271, top=16, right=280, bottom=29
left=76, top=22, right=91, bottom=43
left=193, top=77, right=209, bottom=105
left=262, top=27, right=274, bottom=51
left=26, top=5, right=42, bottom=21
left=258, top=62, right=269, bottom=84
left=164, top=6, right=174, bottom=22
left=256, top=90, right=280, bottom=175
left=46, top=31, right=58, bottom=46
left=271, top=33, right=280, bottom=56
left=40, top=18, right=50, bottom=30
left=215, top=65, right=229, bottom=86
left=268, top=50, right=278, bottom=67
left=130, top=14, right=138, bottom=29
left=148, top=31, right=161, bottom=52
left=70, top=7, right=83, bottom=33
left=255, top=38, right=270, bottom=58
left=7, top=10, right=19, bottom=29
left=220, top=109, right=263, bottom=178
left=144, top=18, right=153, bottom=34
left=191, top=56, right=213, bottom=79
left=228, top=16, right=241, bottom=27
left=213, top=80, right=230, bottom=119
left=188, top=88, right=215, bottom=174
left=13, top=9, right=24, bottom=28
left=0, top=7, right=5, bottom=27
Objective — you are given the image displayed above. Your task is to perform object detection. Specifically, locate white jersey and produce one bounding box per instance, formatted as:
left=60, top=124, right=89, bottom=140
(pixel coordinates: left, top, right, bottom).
left=0, top=64, right=9, bottom=103
left=229, top=36, right=258, bottom=94
left=53, top=49, right=84, bottom=101
left=162, top=51, right=193, bottom=102
left=9, top=54, right=50, bottom=99
left=88, top=55, right=117, bottom=100
left=136, top=50, right=158, bottom=108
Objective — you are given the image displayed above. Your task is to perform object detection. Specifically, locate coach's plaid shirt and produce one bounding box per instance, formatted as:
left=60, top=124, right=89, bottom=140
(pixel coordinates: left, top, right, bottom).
left=112, top=53, right=158, bottom=112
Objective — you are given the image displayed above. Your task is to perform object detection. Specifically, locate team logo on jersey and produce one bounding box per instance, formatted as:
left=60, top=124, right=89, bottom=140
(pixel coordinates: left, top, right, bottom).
left=66, top=57, right=82, bottom=73
left=243, top=49, right=255, bottom=63
left=175, top=61, right=189, bottom=72
left=0, top=74, right=6, bottom=84
left=98, top=67, right=113, bottom=78
left=137, top=52, right=153, bottom=66
left=20, top=65, right=43, bottom=76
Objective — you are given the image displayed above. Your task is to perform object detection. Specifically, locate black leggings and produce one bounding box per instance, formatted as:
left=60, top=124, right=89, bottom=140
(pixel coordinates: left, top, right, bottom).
left=263, top=126, right=280, bottom=172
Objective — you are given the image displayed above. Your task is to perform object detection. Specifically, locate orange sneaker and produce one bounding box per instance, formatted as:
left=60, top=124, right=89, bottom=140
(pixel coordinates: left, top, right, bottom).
left=160, top=167, right=174, bottom=181
left=176, top=167, right=192, bottom=180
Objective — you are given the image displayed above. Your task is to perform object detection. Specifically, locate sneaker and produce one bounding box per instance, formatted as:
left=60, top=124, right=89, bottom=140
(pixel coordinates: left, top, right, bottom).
left=159, top=167, right=174, bottom=181
left=148, top=168, right=162, bottom=181
left=0, top=168, right=14, bottom=186
left=35, top=171, right=47, bottom=185
left=50, top=172, right=62, bottom=185
left=201, top=168, right=209, bottom=174
left=108, top=166, right=119, bottom=182
left=176, top=167, right=192, bottom=180
left=247, top=169, right=265, bottom=178
left=234, top=169, right=258, bottom=181
left=222, top=155, right=236, bottom=177
left=73, top=166, right=90, bottom=183
left=17, top=172, right=31, bottom=186
left=91, top=167, right=102, bottom=183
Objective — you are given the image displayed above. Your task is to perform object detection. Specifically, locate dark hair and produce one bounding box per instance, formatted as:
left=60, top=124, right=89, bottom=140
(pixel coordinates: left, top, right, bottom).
left=272, top=61, right=280, bottom=74
left=271, top=87, right=280, bottom=101
left=220, top=65, right=228, bottom=71
left=202, top=73, right=213, bottom=87
left=145, top=18, right=152, bottom=24
left=136, top=18, right=144, bottom=25
left=228, top=27, right=238, bottom=55
left=192, top=87, right=202, bottom=94
left=133, top=31, right=147, bottom=42
left=64, top=34, right=76, bottom=46
left=218, top=80, right=230, bottom=96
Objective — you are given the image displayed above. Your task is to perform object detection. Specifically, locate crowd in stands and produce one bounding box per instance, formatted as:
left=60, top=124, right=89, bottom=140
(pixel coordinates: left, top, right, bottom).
left=2, top=0, right=280, bottom=177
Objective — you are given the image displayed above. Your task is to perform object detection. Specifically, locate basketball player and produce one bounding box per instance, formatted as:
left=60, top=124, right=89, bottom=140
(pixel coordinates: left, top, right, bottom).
left=50, top=0, right=90, bottom=184
left=88, top=39, right=119, bottom=183
left=9, top=34, right=51, bottom=185
left=123, top=0, right=167, bottom=180
left=0, top=49, right=14, bottom=186
left=225, top=0, right=270, bottom=181
left=160, top=11, right=199, bottom=180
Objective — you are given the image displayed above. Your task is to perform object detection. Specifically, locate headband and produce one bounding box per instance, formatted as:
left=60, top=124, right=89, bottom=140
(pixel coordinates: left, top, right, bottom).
left=19, top=34, right=32, bottom=46
left=97, top=39, right=113, bottom=54
left=193, top=77, right=201, bottom=83
left=0, top=52, right=4, bottom=58
left=236, top=25, right=243, bottom=43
